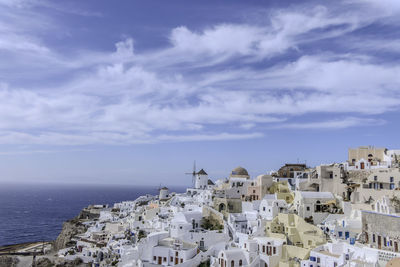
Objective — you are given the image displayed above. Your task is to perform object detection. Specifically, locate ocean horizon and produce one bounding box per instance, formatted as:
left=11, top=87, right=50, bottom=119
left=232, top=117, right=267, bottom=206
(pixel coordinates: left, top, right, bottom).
left=0, top=182, right=187, bottom=247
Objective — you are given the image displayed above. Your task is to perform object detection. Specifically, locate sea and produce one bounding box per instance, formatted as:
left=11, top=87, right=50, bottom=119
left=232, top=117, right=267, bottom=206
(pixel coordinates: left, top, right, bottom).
left=0, top=183, right=186, bottom=247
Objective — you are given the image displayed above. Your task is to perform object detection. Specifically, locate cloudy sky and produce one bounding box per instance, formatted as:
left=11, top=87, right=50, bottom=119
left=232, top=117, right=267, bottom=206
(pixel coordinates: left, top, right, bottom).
left=0, top=0, right=399, bottom=185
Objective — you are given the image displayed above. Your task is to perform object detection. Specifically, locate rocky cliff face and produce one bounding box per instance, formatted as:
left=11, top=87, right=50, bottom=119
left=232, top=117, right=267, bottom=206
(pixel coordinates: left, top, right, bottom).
left=54, top=218, right=87, bottom=251
left=0, top=256, right=18, bottom=267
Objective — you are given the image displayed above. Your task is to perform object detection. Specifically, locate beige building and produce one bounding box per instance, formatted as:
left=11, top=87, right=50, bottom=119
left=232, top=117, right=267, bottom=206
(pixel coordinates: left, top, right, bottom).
left=299, top=164, right=349, bottom=200
left=348, top=146, right=387, bottom=167
left=213, top=197, right=242, bottom=218
left=350, top=168, right=400, bottom=204
left=212, top=167, right=251, bottom=218
left=246, top=174, right=273, bottom=201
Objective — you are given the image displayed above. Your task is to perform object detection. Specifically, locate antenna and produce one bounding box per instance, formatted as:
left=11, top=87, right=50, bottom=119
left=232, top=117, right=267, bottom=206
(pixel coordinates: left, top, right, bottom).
left=185, top=160, right=197, bottom=187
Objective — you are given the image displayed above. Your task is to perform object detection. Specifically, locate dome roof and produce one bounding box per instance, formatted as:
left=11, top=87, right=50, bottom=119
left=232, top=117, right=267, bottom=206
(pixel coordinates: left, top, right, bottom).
left=230, top=166, right=249, bottom=178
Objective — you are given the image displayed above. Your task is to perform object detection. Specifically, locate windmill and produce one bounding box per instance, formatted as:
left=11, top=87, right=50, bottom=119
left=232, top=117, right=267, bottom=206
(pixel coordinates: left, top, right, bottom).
left=185, top=160, right=197, bottom=187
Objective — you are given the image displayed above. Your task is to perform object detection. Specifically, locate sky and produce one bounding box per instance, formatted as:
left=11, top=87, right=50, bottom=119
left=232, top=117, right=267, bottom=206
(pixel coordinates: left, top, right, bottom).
left=0, top=0, right=400, bottom=186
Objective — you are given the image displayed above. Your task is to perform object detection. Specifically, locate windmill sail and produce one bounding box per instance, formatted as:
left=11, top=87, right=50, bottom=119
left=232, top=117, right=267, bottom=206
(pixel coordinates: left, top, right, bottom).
left=185, top=160, right=197, bottom=188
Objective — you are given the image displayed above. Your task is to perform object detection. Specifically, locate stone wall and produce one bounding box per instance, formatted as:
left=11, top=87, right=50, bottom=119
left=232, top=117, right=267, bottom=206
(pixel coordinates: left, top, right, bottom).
left=362, top=211, right=400, bottom=251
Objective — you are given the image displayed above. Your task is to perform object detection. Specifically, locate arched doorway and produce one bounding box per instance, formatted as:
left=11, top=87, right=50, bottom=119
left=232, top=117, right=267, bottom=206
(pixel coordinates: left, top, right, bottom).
left=219, top=203, right=226, bottom=212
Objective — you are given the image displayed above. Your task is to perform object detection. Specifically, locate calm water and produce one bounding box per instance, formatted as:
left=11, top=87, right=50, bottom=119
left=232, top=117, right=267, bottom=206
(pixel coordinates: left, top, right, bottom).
left=0, top=183, right=185, bottom=246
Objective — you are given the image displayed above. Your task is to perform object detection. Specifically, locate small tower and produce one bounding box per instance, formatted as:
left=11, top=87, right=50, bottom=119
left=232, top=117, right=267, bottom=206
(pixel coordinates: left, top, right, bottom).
left=159, top=187, right=169, bottom=201
left=195, top=169, right=208, bottom=189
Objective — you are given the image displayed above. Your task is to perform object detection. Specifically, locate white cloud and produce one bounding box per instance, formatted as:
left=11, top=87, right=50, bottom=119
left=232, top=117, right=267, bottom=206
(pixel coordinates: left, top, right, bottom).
left=276, top=117, right=385, bottom=129
left=0, top=0, right=399, bottom=145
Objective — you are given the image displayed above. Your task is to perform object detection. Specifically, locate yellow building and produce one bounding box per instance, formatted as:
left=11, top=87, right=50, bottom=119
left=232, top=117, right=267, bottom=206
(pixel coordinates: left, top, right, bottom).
left=266, top=213, right=326, bottom=249
left=268, top=181, right=294, bottom=204
left=265, top=213, right=326, bottom=267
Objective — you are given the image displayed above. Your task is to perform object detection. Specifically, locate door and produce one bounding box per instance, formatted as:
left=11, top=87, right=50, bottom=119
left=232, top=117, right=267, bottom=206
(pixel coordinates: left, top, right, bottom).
left=360, top=162, right=365, bottom=169
left=158, top=257, right=162, bottom=265
left=175, top=258, right=179, bottom=265
left=395, top=242, right=398, bottom=252
left=378, top=236, right=382, bottom=249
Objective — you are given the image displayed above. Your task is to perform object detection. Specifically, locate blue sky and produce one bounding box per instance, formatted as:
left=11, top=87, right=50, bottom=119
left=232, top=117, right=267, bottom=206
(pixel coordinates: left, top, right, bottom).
left=0, top=0, right=400, bottom=186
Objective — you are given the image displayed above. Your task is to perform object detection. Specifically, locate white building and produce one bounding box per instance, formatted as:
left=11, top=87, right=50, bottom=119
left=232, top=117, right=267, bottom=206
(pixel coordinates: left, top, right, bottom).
left=217, top=249, right=249, bottom=267
left=170, top=211, right=203, bottom=239
left=301, top=241, right=400, bottom=267
left=159, top=187, right=170, bottom=201
left=293, top=191, right=338, bottom=225
left=259, top=194, right=288, bottom=221
left=195, top=169, right=209, bottom=190
left=150, top=237, right=198, bottom=266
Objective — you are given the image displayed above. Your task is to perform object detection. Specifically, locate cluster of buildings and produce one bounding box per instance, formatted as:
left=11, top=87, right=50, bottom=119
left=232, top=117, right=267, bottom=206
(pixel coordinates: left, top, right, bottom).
left=56, top=146, right=400, bottom=267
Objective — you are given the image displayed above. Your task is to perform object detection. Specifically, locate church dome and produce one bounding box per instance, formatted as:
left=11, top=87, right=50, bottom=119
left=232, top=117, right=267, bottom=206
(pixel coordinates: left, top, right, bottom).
left=230, top=166, right=249, bottom=178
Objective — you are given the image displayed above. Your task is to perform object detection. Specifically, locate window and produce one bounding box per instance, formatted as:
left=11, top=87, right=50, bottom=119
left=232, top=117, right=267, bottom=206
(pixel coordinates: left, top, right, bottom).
left=307, top=206, right=310, bottom=211
left=239, top=259, right=242, bottom=266
left=153, top=256, right=156, bottom=261
left=317, top=258, right=320, bottom=263
left=263, top=207, right=266, bottom=211
left=163, top=257, right=166, bottom=262
left=380, top=183, right=383, bottom=189
left=273, top=247, right=276, bottom=254
left=253, top=190, right=256, bottom=193
left=244, top=243, right=246, bottom=248
left=338, top=231, right=343, bottom=237
left=391, top=177, right=394, bottom=182
left=176, top=252, right=178, bottom=257
left=373, top=234, right=376, bottom=242
left=310, top=256, right=316, bottom=262
left=263, top=245, right=265, bottom=253
left=170, top=257, right=173, bottom=262
left=180, top=259, right=183, bottom=263
left=231, top=260, right=235, bottom=267
left=391, top=183, right=395, bottom=190
left=374, top=176, right=378, bottom=181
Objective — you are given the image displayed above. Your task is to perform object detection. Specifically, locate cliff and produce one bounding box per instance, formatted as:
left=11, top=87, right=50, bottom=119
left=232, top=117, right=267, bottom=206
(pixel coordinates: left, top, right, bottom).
left=54, top=217, right=87, bottom=251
